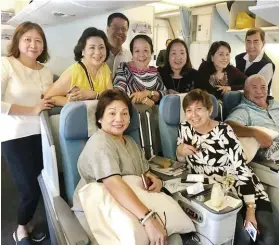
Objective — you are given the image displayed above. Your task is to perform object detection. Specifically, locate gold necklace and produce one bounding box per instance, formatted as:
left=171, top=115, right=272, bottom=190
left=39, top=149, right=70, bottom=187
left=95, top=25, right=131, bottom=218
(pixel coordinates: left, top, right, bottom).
left=22, top=63, right=44, bottom=99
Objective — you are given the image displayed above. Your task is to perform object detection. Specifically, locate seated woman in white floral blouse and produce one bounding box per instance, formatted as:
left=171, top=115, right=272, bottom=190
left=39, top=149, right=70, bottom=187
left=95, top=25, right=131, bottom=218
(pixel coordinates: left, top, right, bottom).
left=176, top=89, right=277, bottom=245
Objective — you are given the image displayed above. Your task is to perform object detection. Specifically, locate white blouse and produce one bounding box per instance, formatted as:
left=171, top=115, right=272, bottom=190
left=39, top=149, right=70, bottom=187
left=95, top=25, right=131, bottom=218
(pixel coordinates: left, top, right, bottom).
left=1, top=56, right=53, bottom=142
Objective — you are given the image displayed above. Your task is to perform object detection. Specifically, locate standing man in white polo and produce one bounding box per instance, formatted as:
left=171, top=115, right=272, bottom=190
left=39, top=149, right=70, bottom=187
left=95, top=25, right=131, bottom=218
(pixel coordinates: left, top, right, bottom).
left=106, top=13, right=132, bottom=78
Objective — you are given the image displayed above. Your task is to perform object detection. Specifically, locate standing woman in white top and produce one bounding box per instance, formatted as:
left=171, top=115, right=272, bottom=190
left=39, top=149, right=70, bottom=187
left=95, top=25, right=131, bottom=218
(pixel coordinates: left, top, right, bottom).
left=1, top=21, right=53, bottom=245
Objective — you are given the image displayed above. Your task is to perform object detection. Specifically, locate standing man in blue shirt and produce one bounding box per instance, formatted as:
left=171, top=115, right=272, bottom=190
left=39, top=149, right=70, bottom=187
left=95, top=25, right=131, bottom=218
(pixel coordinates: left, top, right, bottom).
left=226, top=74, right=279, bottom=160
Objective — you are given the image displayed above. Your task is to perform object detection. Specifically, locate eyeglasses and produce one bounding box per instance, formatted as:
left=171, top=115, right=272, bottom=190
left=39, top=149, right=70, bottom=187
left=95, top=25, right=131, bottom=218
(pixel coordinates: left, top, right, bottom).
left=110, top=25, right=128, bottom=33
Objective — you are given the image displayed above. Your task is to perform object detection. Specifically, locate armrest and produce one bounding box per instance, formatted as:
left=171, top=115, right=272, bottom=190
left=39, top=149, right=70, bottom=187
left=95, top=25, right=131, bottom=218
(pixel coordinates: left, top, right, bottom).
left=53, top=196, right=90, bottom=245
left=250, top=161, right=279, bottom=188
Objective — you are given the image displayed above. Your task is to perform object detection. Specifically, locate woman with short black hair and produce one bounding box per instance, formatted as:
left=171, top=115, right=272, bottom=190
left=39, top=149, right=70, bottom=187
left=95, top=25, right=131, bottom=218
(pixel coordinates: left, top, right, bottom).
left=45, top=27, right=112, bottom=106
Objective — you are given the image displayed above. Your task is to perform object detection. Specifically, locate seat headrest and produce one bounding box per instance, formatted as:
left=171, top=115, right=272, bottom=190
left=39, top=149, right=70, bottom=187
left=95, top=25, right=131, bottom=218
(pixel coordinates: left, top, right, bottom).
left=223, top=91, right=242, bottom=119
left=60, top=102, right=88, bottom=140
left=60, top=101, right=139, bottom=140
left=162, top=94, right=219, bottom=125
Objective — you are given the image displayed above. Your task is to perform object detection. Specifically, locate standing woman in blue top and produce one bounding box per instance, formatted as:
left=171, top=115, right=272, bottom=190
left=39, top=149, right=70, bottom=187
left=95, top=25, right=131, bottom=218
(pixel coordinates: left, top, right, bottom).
left=158, top=38, right=198, bottom=94
left=1, top=22, right=54, bottom=245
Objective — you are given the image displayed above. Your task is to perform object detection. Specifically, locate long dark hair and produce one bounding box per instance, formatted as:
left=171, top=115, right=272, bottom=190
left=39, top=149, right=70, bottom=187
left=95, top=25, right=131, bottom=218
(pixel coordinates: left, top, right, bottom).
left=205, top=41, right=231, bottom=74
left=164, top=38, right=192, bottom=76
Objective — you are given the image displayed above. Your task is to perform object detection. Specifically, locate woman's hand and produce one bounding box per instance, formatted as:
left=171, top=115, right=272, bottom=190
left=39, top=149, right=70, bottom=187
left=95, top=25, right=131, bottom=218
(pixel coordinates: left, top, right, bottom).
left=68, top=87, right=96, bottom=101
left=216, top=85, right=231, bottom=95
left=33, top=98, right=54, bottom=115
left=245, top=207, right=258, bottom=229
left=144, top=217, right=167, bottom=245
left=177, top=143, right=197, bottom=158
left=145, top=173, right=162, bottom=193
left=130, top=91, right=149, bottom=104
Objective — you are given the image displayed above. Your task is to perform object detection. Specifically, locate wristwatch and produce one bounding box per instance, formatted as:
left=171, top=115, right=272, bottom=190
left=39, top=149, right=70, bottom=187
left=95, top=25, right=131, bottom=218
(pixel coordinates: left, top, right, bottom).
left=247, top=203, right=256, bottom=209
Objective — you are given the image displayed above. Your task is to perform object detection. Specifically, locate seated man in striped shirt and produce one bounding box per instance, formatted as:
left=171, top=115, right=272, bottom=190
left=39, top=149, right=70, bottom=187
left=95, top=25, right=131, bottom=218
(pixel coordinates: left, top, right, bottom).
left=226, top=74, right=279, bottom=161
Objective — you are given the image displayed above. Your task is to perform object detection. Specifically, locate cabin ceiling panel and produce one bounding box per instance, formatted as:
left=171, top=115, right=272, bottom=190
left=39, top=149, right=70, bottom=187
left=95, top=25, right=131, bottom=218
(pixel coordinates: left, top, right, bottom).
left=7, top=0, right=158, bottom=27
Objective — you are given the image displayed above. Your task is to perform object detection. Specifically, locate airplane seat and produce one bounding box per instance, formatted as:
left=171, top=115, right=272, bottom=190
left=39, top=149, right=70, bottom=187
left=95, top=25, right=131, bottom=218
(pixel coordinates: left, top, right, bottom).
left=40, top=106, right=91, bottom=245
left=159, top=93, right=219, bottom=160
left=158, top=94, right=244, bottom=245
left=40, top=100, right=141, bottom=245
left=59, top=101, right=141, bottom=205
left=222, top=91, right=242, bottom=120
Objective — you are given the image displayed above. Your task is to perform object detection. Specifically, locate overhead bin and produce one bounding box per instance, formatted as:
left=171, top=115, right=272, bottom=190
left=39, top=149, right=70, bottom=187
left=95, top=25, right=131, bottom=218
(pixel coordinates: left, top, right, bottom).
left=249, top=2, right=279, bottom=26
left=216, top=1, right=279, bottom=43
left=7, top=0, right=159, bottom=27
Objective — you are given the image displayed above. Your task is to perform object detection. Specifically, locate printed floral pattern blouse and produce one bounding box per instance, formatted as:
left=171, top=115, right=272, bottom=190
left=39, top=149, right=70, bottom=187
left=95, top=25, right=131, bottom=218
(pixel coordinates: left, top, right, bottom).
left=177, top=121, right=271, bottom=211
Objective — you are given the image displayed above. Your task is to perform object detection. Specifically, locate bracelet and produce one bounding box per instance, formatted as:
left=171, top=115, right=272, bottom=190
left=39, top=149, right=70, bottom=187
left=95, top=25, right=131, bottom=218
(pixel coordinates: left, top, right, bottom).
left=142, top=97, right=148, bottom=105
left=139, top=210, right=154, bottom=225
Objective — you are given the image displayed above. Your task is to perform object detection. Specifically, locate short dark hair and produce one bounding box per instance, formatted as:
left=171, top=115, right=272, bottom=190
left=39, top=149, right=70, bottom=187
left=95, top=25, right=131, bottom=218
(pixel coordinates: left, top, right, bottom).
left=74, top=27, right=110, bottom=62
left=182, top=89, right=212, bottom=112
left=130, top=34, right=154, bottom=54
left=7, top=21, right=49, bottom=63
left=245, top=27, right=265, bottom=42
left=164, top=38, right=192, bottom=75
left=95, top=89, right=133, bottom=129
left=107, top=12, right=129, bottom=28
left=205, top=41, right=231, bottom=73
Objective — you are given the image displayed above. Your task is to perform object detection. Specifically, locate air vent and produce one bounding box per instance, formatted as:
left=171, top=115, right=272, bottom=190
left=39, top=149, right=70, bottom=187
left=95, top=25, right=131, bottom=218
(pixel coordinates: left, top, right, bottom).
left=52, top=11, right=75, bottom=17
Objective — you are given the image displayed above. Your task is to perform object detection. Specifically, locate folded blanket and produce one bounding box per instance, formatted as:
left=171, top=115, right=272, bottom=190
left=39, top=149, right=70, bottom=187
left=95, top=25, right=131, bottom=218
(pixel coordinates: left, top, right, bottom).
left=239, top=126, right=279, bottom=163
left=78, top=175, right=195, bottom=245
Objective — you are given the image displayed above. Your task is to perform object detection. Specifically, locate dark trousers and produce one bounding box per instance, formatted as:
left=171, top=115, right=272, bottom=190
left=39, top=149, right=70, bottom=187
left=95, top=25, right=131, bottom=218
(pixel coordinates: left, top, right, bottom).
left=2, top=134, right=43, bottom=225
left=234, top=208, right=277, bottom=245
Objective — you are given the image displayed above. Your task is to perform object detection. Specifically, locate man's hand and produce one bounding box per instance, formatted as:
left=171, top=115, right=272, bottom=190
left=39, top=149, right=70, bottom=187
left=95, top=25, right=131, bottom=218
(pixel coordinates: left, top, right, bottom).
left=253, top=129, right=273, bottom=148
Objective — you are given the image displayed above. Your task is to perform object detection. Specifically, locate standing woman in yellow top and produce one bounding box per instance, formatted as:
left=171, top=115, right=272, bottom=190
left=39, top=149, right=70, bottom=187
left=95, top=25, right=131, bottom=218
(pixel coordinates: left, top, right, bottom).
left=45, top=27, right=112, bottom=106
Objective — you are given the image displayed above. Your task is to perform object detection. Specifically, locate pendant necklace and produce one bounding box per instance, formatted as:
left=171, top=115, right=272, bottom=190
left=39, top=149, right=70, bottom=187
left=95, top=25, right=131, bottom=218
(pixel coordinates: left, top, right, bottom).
left=23, top=63, right=44, bottom=99
left=171, top=77, right=181, bottom=92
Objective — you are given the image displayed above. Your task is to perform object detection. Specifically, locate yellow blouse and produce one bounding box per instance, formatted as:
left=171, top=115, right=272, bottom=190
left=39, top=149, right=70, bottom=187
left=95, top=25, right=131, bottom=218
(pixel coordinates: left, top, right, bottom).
left=64, top=62, right=112, bottom=92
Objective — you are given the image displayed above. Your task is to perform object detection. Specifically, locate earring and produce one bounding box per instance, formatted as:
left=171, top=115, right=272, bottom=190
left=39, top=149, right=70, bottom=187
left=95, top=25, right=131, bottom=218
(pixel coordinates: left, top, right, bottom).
left=98, top=120, right=101, bottom=123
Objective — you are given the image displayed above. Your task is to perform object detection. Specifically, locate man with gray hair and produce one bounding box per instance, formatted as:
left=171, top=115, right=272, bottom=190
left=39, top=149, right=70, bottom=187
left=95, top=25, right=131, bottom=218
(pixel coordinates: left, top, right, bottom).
left=226, top=74, right=279, bottom=160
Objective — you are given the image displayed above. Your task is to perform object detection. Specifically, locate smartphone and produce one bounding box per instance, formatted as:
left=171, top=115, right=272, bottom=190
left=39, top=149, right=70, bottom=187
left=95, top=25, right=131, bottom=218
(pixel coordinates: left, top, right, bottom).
left=245, top=221, right=257, bottom=242
left=141, top=174, right=152, bottom=190
left=67, top=85, right=78, bottom=94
